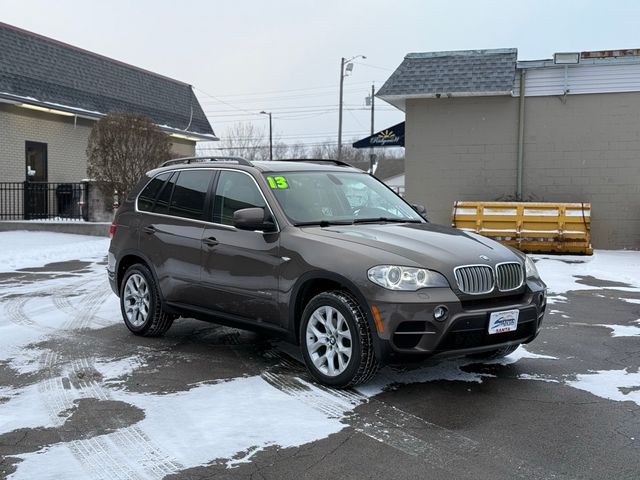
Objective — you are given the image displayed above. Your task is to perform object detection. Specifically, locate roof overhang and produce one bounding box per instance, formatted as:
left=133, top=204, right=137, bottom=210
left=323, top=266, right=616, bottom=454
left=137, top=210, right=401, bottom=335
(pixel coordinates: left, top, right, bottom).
left=378, top=90, right=514, bottom=111
left=0, top=92, right=218, bottom=142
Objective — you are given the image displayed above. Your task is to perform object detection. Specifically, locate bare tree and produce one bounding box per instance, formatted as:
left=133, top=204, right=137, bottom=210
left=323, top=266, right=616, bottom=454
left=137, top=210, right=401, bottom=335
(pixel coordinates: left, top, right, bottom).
left=210, top=122, right=405, bottom=168
left=86, top=113, right=171, bottom=198
left=217, top=122, right=268, bottom=161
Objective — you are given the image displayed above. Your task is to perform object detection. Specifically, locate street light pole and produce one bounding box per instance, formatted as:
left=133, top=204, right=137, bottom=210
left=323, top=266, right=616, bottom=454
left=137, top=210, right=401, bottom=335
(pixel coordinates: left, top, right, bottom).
left=260, top=111, right=273, bottom=161
left=337, top=54, right=365, bottom=161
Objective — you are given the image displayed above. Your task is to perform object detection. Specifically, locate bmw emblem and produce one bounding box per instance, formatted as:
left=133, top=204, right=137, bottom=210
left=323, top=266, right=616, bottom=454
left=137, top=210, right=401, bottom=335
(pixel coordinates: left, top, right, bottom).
left=479, top=255, right=490, bottom=261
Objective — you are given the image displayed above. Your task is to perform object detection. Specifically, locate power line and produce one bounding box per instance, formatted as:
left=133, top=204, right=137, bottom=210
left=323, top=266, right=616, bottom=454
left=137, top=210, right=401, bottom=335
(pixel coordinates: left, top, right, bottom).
left=206, top=130, right=370, bottom=141
left=197, top=142, right=342, bottom=151
left=352, top=61, right=394, bottom=71
left=193, top=86, right=256, bottom=114
left=196, top=80, right=381, bottom=99
left=197, top=87, right=370, bottom=105
left=203, top=107, right=396, bottom=118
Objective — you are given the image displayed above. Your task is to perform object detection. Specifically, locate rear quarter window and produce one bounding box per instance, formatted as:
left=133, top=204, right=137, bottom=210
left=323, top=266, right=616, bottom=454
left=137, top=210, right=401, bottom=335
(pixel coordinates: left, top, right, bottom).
left=153, top=172, right=178, bottom=214
left=137, top=172, right=172, bottom=211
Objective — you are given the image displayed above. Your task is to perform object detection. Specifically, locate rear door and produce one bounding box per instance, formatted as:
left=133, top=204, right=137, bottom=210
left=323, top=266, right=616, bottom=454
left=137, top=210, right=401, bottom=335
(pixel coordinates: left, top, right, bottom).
left=138, top=169, right=215, bottom=305
left=199, top=170, right=281, bottom=325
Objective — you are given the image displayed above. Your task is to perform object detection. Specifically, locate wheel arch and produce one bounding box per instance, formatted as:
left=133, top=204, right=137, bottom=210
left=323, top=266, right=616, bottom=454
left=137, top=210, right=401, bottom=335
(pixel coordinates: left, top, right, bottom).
left=116, top=250, right=160, bottom=298
left=288, top=271, right=381, bottom=356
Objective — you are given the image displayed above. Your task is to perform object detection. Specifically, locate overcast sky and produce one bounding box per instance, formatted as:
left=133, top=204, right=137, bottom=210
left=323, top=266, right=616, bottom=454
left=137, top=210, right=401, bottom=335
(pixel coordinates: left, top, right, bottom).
left=3, top=0, right=639, bottom=149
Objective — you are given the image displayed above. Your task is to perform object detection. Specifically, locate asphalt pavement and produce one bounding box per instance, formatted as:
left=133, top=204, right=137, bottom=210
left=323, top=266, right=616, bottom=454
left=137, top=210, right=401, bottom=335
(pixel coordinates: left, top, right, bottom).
left=0, top=256, right=638, bottom=480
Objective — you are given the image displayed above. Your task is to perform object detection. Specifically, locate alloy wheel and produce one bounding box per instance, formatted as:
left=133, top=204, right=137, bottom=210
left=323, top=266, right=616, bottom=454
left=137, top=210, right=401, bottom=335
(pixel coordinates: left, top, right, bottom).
left=305, top=305, right=353, bottom=376
left=123, top=273, right=150, bottom=327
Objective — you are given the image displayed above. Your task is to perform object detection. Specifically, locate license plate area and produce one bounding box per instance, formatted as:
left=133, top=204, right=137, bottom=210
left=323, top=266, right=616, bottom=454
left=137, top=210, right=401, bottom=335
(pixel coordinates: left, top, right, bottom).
left=488, top=309, right=519, bottom=334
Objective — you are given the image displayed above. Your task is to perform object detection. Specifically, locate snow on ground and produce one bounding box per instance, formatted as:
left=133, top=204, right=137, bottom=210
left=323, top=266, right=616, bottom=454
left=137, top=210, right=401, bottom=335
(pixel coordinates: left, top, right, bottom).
left=567, top=369, right=640, bottom=407
left=0, top=231, right=109, bottom=272
left=0, top=382, right=68, bottom=435
left=534, top=250, right=640, bottom=296
left=595, top=323, right=640, bottom=337
left=0, top=232, right=639, bottom=478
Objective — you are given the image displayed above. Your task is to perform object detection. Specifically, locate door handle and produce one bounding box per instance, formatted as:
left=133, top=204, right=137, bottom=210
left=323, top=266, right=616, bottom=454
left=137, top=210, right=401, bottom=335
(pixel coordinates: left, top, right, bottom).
left=202, top=236, right=219, bottom=247
left=143, top=225, right=156, bottom=235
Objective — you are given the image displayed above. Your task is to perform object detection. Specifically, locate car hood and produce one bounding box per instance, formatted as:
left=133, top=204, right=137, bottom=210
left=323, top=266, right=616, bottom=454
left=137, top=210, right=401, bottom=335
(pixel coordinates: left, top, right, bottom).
left=304, top=222, right=523, bottom=274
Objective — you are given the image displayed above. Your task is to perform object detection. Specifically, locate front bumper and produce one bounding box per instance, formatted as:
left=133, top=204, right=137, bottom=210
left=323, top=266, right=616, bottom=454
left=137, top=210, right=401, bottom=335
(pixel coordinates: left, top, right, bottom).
left=368, top=282, right=547, bottom=362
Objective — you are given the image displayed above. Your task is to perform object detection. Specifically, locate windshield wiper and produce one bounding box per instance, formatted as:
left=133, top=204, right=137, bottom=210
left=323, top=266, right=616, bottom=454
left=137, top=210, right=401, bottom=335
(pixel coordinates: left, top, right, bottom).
left=352, top=217, right=423, bottom=224
left=294, top=220, right=354, bottom=227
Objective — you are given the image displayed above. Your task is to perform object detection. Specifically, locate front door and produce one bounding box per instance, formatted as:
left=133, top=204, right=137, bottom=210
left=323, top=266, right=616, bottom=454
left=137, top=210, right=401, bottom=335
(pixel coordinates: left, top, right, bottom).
left=24, top=141, right=48, bottom=219
left=200, top=170, right=281, bottom=325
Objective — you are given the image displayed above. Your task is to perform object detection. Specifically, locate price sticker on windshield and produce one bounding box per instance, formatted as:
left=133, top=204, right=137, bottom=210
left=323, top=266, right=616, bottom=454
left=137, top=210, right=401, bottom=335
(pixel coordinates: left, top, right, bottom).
left=266, top=176, right=289, bottom=189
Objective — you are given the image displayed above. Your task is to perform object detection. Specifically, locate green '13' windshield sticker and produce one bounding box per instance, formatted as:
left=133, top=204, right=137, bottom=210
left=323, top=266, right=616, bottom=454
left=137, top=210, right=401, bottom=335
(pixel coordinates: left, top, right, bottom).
left=266, top=176, right=289, bottom=189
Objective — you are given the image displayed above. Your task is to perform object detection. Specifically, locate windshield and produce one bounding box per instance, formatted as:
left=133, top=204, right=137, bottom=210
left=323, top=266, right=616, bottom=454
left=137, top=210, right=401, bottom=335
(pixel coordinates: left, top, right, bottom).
left=264, top=171, right=423, bottom=226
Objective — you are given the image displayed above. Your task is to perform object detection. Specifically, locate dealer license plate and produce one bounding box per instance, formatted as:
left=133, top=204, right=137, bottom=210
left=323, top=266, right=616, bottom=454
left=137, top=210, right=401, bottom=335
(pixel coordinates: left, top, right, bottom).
left=488, top=309, right=519, bottom=335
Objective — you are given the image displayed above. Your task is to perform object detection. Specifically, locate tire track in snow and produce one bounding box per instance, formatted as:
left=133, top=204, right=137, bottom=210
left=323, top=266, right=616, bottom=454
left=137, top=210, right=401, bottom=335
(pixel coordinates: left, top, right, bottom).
left=33, top=278, right=185, bottom=479
left=260, top=349, right=573, bottom=480
left=2, top=275, right=93, bottom=331
left=4, top=296, right=35, bottom=327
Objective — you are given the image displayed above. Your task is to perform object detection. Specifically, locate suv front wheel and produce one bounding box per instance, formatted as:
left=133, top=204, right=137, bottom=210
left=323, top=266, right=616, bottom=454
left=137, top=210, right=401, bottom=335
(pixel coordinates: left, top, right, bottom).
left=300, top=291, right=379, bottom=388
left=120, top=263, right=174, bottom=336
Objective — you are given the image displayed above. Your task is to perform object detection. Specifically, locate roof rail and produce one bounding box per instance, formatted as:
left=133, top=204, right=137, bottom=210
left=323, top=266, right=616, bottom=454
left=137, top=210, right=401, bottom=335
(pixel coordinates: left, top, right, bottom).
left=275, top=158, right=353, bottom=168
left=160, top=156, right=252, bottom=167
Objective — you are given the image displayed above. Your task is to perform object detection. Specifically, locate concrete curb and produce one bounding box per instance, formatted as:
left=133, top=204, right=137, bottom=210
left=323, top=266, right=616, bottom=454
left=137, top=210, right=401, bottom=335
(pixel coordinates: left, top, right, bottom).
left=0, top=221, right=110, bottom=237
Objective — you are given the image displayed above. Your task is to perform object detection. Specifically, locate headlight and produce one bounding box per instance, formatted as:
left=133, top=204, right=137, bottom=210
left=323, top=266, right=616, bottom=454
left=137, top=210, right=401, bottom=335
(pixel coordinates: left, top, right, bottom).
left=524, top=255, right=540, bottom=279
left=367, top=265, right=449, bottom=291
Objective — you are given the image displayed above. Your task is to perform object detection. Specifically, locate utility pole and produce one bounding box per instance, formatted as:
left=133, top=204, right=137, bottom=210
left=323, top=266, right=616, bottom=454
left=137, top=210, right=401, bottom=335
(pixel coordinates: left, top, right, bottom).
left=337, top=55, right=366, bottom=161
left=337, top=57, right=346, bottom=161
left=369, top=83, right=375, bottom=173
left=260, top=111, right=273, bottom=161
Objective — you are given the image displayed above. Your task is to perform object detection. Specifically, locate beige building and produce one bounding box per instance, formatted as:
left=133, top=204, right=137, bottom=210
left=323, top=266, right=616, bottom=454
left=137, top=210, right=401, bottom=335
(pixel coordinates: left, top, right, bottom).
left=0, top=22, right=215, bottom=220
left=378, top=48, right=640, bottom=249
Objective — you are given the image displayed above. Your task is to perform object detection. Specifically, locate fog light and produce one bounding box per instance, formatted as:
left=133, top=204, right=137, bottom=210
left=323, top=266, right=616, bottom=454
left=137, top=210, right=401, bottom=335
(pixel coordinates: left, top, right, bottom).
left=433, top=305, right=448, bottom=321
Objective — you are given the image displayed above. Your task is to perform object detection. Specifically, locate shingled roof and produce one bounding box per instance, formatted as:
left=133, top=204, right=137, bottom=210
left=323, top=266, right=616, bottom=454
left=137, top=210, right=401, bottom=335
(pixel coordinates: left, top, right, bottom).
left=377, top=48, right=518, bottom=110
left=0, top=22, right=215, bottom=139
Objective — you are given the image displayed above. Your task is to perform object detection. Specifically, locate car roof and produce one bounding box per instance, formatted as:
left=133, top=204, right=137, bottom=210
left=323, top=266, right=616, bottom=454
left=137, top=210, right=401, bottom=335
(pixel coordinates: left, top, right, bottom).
left=252, top=160, right=362, bottom=173
left=147, top=158, right=365, bottom=176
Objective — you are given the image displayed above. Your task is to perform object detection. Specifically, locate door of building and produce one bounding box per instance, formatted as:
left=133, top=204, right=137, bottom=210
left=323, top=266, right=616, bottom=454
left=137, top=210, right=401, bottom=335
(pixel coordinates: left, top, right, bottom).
left=24, top=141, right=48, bottom=219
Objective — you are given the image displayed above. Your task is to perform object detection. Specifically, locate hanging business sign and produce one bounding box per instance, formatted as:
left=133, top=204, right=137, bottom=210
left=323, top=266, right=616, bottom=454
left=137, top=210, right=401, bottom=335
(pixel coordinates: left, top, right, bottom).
left=352, top=122, right=405, bottom=149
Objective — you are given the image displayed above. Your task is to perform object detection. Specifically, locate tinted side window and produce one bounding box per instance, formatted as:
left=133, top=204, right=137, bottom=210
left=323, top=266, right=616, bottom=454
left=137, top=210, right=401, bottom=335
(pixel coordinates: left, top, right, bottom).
left=169, top=170, right=214, bottom=220
left=213, top=171, right=266, bottom=225
left=138, top=172, right=171, bottom=212
left=153, top=172, right=177, bottom=215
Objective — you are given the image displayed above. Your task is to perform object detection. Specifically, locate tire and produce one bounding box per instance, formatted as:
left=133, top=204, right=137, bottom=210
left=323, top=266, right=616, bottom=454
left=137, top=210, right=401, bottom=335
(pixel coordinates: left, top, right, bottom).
left=300, top=290, right=379, bottom=388
left=120, top=263, right=174, bottom=337
left=469, top=344, right=519, bottom=360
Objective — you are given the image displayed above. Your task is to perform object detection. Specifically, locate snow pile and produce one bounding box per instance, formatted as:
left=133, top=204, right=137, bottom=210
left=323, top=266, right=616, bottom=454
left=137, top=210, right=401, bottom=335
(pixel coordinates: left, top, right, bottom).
left=0, top=231, right=109, bottom=272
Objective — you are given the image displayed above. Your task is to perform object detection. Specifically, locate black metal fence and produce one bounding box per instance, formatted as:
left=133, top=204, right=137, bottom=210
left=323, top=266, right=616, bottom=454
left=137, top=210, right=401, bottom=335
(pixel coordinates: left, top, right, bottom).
left=0, top=182, right=88, bottom=221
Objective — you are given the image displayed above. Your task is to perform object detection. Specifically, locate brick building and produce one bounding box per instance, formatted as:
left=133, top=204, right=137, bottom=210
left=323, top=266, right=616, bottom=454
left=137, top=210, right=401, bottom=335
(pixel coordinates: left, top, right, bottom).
left=378, top=48, right=640, bottom=249
left=0, top=22, right=215, bottom=188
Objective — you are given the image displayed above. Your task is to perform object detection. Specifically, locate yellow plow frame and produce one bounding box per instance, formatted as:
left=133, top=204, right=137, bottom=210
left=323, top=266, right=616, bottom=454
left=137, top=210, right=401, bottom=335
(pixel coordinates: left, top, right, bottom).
left=451, top=201, right=593, bottom=255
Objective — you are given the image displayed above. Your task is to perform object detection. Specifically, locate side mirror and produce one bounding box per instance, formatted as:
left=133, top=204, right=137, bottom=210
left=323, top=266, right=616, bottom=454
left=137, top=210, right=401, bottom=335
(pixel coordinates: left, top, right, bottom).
left=233, top=207, right=276, bottom=232
left=411, top=204, right=428, bottom=220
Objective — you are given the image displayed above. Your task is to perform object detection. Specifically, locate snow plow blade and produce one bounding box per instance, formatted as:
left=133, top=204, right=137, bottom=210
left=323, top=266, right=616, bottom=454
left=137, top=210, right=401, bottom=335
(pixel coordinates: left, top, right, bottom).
left=451, top=201, right=593, bottom=255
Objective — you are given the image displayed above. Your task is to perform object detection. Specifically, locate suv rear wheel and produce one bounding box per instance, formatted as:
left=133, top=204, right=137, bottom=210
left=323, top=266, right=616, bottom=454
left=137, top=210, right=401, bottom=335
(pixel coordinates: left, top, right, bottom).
left=120, top=264, right=174, bottom=336
left=300, top=291, right=379, bottom=388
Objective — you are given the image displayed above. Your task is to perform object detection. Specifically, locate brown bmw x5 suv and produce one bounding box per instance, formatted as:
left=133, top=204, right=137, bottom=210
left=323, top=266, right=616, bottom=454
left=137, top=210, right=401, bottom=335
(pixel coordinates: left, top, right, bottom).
left=108, top=157, right=547, bottom=387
